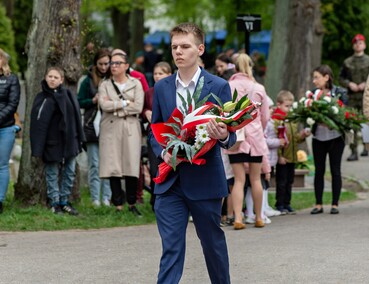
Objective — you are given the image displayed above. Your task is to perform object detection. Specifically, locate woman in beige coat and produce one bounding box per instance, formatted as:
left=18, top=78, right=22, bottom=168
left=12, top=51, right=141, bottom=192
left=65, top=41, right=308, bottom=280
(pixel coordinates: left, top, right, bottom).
left=98, top=52, right=144, bottom=215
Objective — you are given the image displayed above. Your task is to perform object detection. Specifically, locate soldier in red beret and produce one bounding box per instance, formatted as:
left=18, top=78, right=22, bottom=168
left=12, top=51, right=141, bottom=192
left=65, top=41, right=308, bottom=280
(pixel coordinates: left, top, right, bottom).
left=339, top=34, right=369, bottom=161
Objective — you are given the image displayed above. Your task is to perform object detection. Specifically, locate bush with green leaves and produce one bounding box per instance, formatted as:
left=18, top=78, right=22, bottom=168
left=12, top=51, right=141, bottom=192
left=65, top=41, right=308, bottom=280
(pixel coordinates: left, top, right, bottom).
left=0, top=5, right=18, bottom=73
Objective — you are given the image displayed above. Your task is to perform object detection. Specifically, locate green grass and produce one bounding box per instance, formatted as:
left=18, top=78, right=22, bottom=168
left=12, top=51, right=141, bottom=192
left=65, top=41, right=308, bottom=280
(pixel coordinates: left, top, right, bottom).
left=0, top=185, right=156, bottom=231
left=269, top=190, right=357, bottom=211
left=0, top=183, right=358, bottom=232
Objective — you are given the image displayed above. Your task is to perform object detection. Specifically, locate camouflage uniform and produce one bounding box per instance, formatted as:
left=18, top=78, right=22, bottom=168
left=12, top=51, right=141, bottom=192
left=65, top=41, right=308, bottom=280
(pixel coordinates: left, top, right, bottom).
left=339, top=53, right=369, bottom=154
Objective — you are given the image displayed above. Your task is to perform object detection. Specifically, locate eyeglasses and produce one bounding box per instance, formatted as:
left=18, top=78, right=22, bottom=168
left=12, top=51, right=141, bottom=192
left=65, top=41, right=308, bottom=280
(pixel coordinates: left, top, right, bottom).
left=110, top=61, right=127, bottom=66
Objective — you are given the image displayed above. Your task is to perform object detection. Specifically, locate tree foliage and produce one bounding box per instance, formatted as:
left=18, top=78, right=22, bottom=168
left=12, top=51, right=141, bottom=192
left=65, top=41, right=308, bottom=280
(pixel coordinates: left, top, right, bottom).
left=0, top=4, right=18, bottom=72
left=150, top=0, right=274, bottom=49
left=12, top=0, right=33, bottom=76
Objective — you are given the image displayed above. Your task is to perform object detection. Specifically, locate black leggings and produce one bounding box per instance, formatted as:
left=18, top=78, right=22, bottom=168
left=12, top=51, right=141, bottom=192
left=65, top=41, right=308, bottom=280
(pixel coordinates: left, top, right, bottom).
left=312, top=137, right=345, bottom=206
left=109, top=176, right=138, bottom=206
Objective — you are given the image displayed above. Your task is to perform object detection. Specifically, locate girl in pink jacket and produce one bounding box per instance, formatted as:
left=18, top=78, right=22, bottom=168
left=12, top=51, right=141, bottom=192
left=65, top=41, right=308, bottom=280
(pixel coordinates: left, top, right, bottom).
left=224, top=53, right=270, bottom=229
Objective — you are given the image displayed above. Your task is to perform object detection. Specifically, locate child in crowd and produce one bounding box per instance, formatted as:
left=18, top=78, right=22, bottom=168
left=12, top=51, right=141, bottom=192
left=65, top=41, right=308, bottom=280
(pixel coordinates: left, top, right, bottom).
left=244, top=153, right=281, bottom=224
left=220, top=150, right=235, bottom=226
left=265, top=90, right=310, bottom=214
left=30, top=67, right=85, bottom=215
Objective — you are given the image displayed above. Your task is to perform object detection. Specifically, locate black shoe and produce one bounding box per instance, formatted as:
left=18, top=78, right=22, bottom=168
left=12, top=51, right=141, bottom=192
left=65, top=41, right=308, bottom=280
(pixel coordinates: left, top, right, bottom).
left=310, top=207, right=324, bottom=214
left=276, top=206, right=288, bottom=215
left=285, top=205, right=296, bottom=215
left=0, top=202, right=3, bottom=214
left=51, top=205, right=63, bottom=215
left=61, top=203, right=79, bottom=216
left=347, top=152, right=358, bottom=161
left=330, top=207, right=339, bottom=214
left=360, top=149, right=368, bottom=157
left=128, top=205, right=142, bottom=217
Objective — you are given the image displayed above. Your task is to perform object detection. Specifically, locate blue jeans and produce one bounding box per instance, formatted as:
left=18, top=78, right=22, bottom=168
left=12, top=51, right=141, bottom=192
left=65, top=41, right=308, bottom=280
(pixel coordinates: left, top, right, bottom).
left=44, top=157, right=76, bottom=205
left=0, top=126, right=16, bottom=202
left=86, top=142, right=111, bottom=201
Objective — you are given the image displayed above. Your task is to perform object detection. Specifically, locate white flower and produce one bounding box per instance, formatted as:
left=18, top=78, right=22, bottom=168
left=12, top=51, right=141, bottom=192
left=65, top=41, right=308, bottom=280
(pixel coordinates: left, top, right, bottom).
left=306, top=117, right=315, bottom=126
left=292, top=102, right=298, bottom=109
left=323, top=96, right=332, bottom=103
left=195, top=129, right=210, bottom=144
left=299, top=97, right=306, bottom=103
left=305, top=91, right=313, bottom=98
left=331, top=106, right=339, bottom=114
left=196, top=124, right=207, bottom=131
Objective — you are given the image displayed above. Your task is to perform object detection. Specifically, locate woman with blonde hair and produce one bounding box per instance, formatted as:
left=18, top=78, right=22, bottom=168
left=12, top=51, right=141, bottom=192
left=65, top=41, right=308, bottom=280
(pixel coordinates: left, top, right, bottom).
left=224, top=53, right=270, bottom=229
left=0, top=48, right=20, bottom=214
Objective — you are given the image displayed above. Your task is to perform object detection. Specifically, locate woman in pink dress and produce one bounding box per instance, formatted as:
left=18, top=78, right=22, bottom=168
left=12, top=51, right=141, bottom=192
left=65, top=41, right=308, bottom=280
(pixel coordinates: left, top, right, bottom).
left=224, top=53, right=270, bottom=229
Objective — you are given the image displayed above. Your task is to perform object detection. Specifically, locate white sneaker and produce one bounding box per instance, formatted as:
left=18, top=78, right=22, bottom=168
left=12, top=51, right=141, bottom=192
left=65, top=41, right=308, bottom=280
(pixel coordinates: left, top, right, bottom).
left=102, top=199, right=110, bottom=206
left=265, top=209, right=282, bottom=217
left=245, top=216, right=255, bottom=224
left=92, top=200, right=101, bottom=207
left=263, top=216, right=272, bottom=224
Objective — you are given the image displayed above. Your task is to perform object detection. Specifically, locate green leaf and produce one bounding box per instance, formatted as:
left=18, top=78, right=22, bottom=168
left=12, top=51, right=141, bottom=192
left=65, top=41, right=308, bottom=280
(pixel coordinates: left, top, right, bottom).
left=192, top=76, right=204, bottom=104
left=161, top=133, right=179, bottom=142
left=172, top=116, right=183, bottom=127
left=186, top=88, right=192, bottom=112
left=164, top=123, right=181, bottom=135
left=184, top=144, right=194, bottom=161
left=232, top=89, right=238, bottom=103
left=178, top=92, right=188, bottom=114
left=234, top=95, right=249, bottom=111
left=196, top=93, right=212, bottom=108
left=211, top=93, right=224, bottom=108
left=171, top=145, right=180, bottom=171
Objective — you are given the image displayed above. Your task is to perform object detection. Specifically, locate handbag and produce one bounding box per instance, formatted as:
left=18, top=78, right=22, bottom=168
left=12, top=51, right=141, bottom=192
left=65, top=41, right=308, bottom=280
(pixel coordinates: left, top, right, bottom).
left=229, top=127, right=245, bottom=151
left=93, top=107, right=101, bottom=137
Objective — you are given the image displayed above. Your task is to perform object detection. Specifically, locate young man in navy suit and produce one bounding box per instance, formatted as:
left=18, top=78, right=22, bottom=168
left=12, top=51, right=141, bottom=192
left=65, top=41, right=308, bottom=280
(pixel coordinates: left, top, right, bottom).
left=149, top=23, right=236, bottom=284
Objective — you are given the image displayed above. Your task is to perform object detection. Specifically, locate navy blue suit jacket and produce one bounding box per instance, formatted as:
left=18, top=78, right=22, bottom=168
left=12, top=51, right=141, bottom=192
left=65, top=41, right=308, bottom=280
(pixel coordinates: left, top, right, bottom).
left=148, top=69, right=236, bottom=200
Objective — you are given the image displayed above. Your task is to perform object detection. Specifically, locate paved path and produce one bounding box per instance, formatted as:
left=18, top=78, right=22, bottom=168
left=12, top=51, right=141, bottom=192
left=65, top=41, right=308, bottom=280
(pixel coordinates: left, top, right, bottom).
left=1, top=143, right=368, bottom=284
left=1, top=192, right=369, bottom=284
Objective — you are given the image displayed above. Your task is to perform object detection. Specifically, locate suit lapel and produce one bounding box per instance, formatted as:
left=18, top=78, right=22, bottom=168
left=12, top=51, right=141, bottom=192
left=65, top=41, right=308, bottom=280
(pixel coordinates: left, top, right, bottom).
left=163, top=75, right=177, bottom=118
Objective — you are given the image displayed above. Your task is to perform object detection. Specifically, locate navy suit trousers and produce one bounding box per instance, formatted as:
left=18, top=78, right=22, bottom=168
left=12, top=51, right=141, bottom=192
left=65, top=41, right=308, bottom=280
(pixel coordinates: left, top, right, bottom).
left=154, top=179, right=230, bottom=284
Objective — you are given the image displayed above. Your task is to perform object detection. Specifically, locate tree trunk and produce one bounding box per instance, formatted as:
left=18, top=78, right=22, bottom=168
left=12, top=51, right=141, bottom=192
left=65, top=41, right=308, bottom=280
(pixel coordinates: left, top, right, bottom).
left=14, top=0, right=82, bottom=206
left=265, top=0, right=323, bottom=100
left=2, top=0, right=14, bottom=18
left=111, top=7, right=130, bottom=52
left=130, top=8, right=144, bottom=62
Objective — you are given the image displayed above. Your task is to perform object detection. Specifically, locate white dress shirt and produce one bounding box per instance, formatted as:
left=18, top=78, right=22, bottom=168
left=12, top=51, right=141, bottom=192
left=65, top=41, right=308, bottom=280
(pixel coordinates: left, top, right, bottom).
left=175, top=67, right=201, bottom=114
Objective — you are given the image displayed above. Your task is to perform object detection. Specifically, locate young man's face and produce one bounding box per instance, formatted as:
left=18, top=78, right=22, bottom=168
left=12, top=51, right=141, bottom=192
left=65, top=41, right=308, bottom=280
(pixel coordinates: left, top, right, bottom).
left=171, top=33, right=204, bottom=70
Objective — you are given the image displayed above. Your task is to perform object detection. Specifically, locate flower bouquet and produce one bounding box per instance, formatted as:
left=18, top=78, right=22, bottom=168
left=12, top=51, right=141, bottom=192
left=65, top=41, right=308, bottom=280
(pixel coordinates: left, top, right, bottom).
left=286, top=89, right=368, bottom=134
left=151, top=76, right=260, bottom=183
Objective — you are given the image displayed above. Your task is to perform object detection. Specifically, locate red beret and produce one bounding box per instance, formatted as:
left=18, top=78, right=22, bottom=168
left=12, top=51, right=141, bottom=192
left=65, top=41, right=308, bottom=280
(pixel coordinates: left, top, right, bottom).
left=352, top=34, right=366, bottom=44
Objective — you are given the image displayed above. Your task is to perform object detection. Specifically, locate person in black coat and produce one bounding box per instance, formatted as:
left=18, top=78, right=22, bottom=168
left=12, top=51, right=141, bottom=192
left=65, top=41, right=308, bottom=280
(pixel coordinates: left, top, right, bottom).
left=30, top=67, right=85, bottom=215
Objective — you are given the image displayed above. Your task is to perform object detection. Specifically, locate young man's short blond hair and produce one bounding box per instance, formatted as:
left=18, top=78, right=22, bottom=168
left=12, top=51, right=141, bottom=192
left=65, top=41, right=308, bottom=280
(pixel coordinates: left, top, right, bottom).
left=276, top=90, right=294, bottom=104
left=170, top=23, right=204, bottom=45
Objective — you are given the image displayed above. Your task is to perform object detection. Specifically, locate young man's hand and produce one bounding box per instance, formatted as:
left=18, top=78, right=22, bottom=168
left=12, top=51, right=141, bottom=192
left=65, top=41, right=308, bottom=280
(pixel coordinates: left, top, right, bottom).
left=207, top=119, right=228, bottom=140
